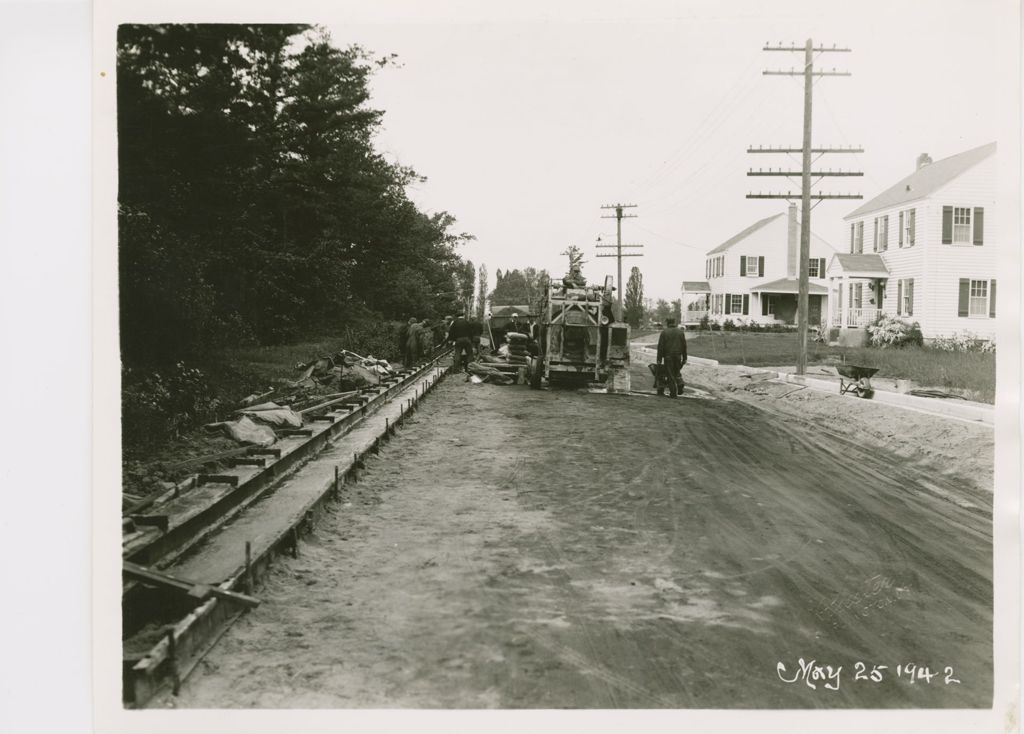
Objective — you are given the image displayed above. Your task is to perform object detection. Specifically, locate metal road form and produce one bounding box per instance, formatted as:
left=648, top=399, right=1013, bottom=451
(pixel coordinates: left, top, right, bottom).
left=122, top=350, right=453, bottom=707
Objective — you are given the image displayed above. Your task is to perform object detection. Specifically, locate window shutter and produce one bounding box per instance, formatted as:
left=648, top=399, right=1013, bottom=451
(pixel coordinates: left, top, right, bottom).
left=762, top=296, right=769, bottom=316
left=907, top=279, right=914, bottom=316
left=898, top=211, right=904, bottom=246
left=740, top=255, right=747, bottom=276
left=850, top=224, right=855, bottom=253
left=989, top=279, right=996, bottom=317
left=909, top=209, right=916, bottom=246
left=941, top=206, right=953, bottom=244
left=818, top=257, right=826, bottom=278
left=897, top=280, right=903, bottom=316
left=724, top=294, right=731, bottom=314
left=973, top=207, right=984, bottom=245
left=742, top=294, right=749, bottom=315
left=873, top=219, right=878, bottom=252
left=957, top=279, right=970, bottom=317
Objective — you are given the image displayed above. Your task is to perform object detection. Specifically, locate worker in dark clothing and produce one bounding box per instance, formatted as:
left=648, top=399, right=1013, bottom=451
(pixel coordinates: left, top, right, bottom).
left=656, top=318, right=688, bottom=398
left=468, top=317, right=484, bottom=357
left=447, top=315, right=475, bottom=372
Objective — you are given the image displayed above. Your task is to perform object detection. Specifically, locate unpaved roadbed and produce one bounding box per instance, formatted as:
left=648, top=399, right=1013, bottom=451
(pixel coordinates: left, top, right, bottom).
left=167, top=359, right=992, bottom=708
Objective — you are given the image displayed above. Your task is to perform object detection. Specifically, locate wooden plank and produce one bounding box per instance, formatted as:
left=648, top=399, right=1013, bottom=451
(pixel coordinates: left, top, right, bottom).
left=123, top=561, right=260, bottom=609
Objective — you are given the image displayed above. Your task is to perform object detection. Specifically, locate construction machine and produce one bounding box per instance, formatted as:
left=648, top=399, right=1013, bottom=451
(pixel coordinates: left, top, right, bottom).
left=529, top=249, right=631, bottom=391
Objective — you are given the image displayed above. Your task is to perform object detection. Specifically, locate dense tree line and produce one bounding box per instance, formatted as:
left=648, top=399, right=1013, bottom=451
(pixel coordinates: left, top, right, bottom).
left=489, top=267, right=550, bottom=312
left=118, top=24, right=474, bottom=365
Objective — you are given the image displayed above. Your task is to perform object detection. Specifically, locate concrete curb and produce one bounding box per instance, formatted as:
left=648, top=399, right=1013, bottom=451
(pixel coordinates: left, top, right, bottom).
left=632, top=344, right=719, bottom=367
left=770, top=371, right=994, bottom=426
left=631, top=343, right=992, bottom=427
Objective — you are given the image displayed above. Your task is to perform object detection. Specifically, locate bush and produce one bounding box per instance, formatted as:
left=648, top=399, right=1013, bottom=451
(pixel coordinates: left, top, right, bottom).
left=122, top=362, right=222, bottom=447
left=931, top=331, right=996, bottom=353
left=866, top=315, right=923, bottom=348
left=722, top=318, right=736, bottom=331
left=699, top=314, right=710, bottom=331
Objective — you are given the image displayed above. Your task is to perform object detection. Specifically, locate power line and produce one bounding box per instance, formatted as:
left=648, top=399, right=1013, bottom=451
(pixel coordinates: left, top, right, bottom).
left=597, top=204, right=644, bottom=317
left=748, top=39, right=863, bottom=376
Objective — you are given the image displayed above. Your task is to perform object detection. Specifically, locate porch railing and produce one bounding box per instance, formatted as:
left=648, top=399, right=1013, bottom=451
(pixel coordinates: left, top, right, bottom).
left=832, top=307, right=883, bottom=328
left=684, top=309, right=709, bottom=324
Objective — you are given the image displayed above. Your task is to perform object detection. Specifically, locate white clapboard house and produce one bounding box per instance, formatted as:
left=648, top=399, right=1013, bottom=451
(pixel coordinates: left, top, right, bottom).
left=829, top=142, right=997, bottom=340
left=682, top=204, right=838, bottom=326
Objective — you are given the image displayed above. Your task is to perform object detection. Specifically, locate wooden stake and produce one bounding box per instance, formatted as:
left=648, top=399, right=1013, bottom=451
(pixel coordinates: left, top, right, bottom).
left=166, top=629, right=180, bottom=695
left=244, top=541, right=252, bottom=593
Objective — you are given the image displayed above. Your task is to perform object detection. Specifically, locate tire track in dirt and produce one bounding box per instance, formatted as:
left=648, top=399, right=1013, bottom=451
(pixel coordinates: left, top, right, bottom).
left=170, top=364, right=992, bottom=709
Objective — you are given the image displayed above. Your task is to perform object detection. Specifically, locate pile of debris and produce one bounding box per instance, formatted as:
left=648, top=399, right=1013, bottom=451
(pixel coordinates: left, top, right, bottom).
left=205, top=348, right=400, bottom=449
left=288, top=349, right=397, bottom=392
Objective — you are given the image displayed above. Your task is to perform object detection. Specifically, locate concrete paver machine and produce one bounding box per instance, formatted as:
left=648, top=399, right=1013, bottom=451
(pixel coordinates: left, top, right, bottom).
left=529, top=249, right=631, bottom=391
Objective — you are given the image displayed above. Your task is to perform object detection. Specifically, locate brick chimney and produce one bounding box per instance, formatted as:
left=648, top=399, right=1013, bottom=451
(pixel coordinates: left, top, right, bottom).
left=916, top=152, right=933, bottom=170
left=787, top=203, right=798, bottom=277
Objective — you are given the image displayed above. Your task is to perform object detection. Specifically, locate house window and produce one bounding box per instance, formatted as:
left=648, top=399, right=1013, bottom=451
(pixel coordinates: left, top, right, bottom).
left=898, top=278, right=914, bottom=316
left=900, top=208, right=915, bottom=247
left=808, top=259, right=820, bottom=278
left=763, top=295, right=775, bottom=316
left=953, top=207, right=972, bottom=244
left=744, top=256, right=760, bottom=277
left=875, top=216, right=888, bottom=251
left=730, top=294, right=743, bottom=314
left=854, top=222, right=864, bottom=253
left=969, top=279, right=988, bottom=317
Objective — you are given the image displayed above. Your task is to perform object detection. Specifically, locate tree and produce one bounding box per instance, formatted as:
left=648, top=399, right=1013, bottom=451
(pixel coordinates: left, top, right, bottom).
left=624, top=267, right=644, bottom=327
left=457, top=260, right=476, bottom=317
left=476, top=264, right=488, bottom=319
left=116, top=24, right=476, bottom=362
left=653, top=299, right=672, bottom=324
left=672, top=299, right=682, bottom=324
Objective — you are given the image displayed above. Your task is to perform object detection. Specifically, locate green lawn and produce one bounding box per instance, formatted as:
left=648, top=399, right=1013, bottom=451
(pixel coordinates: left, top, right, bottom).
left=686, top=331, right=996, bottom=403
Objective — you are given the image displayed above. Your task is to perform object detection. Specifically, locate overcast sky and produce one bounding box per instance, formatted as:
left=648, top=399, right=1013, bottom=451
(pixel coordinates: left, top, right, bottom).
left=321, top=0, right=1018, bottom=302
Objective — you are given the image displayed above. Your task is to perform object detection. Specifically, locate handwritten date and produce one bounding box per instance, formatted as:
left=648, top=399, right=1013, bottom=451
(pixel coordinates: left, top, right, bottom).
left=777, top=658, right=961, bottom=691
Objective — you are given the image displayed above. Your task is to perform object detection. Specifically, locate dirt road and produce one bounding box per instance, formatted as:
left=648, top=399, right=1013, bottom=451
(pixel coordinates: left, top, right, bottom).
left=172, top=360, right=992, bottom=709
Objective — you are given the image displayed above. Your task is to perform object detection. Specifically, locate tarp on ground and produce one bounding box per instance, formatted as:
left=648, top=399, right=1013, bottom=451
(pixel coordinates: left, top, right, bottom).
left=240, top=406, right=303, bottom=428
left=204, top=415, right=277, bottom=446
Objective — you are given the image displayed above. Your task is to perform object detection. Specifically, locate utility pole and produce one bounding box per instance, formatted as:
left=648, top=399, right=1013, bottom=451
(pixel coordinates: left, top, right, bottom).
left=598, top=203, right=642, bottom=319
left=747, top=40, right=862, bottom=375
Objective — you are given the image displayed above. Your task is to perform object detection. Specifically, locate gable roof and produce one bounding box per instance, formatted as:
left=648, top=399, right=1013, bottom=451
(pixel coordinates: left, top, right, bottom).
left=706, top=213, right=784, bottom=255
left=845, top=142, right=996, bottom=219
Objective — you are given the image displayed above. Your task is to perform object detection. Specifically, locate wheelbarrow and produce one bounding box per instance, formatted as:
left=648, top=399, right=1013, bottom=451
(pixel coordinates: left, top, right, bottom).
left=648, top=362, right=684, bottom=395
left=835, top=364, right=878, bottom=398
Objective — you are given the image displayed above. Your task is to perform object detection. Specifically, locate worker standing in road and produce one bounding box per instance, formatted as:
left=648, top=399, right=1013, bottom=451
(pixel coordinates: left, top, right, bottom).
left=656, top=318, right=688, bottom=398
left=447, top=314, right=474, bottom=372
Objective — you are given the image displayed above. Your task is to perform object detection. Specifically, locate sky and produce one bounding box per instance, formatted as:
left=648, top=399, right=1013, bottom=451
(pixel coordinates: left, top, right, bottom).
left=319, top=0, right=1018, bottom=303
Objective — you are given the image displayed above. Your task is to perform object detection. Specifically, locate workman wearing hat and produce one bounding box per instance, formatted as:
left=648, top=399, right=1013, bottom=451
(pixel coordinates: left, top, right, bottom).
left=504, top=312, right=526, bottom=343
left=655, top=318, right=687, bottom=398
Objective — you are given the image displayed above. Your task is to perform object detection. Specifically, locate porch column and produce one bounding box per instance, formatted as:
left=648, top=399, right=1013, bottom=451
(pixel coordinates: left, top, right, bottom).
left=825, top=277, right=834, bottom=329
left=840, top=275, right=850, bottom=329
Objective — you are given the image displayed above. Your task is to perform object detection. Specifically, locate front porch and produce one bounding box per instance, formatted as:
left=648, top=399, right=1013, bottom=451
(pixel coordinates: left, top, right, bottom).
left=825, top=253, right=890, bottom=331
left=749, top=278, right=829, bottom=326
left=681, top=280, right=711, bottom=325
